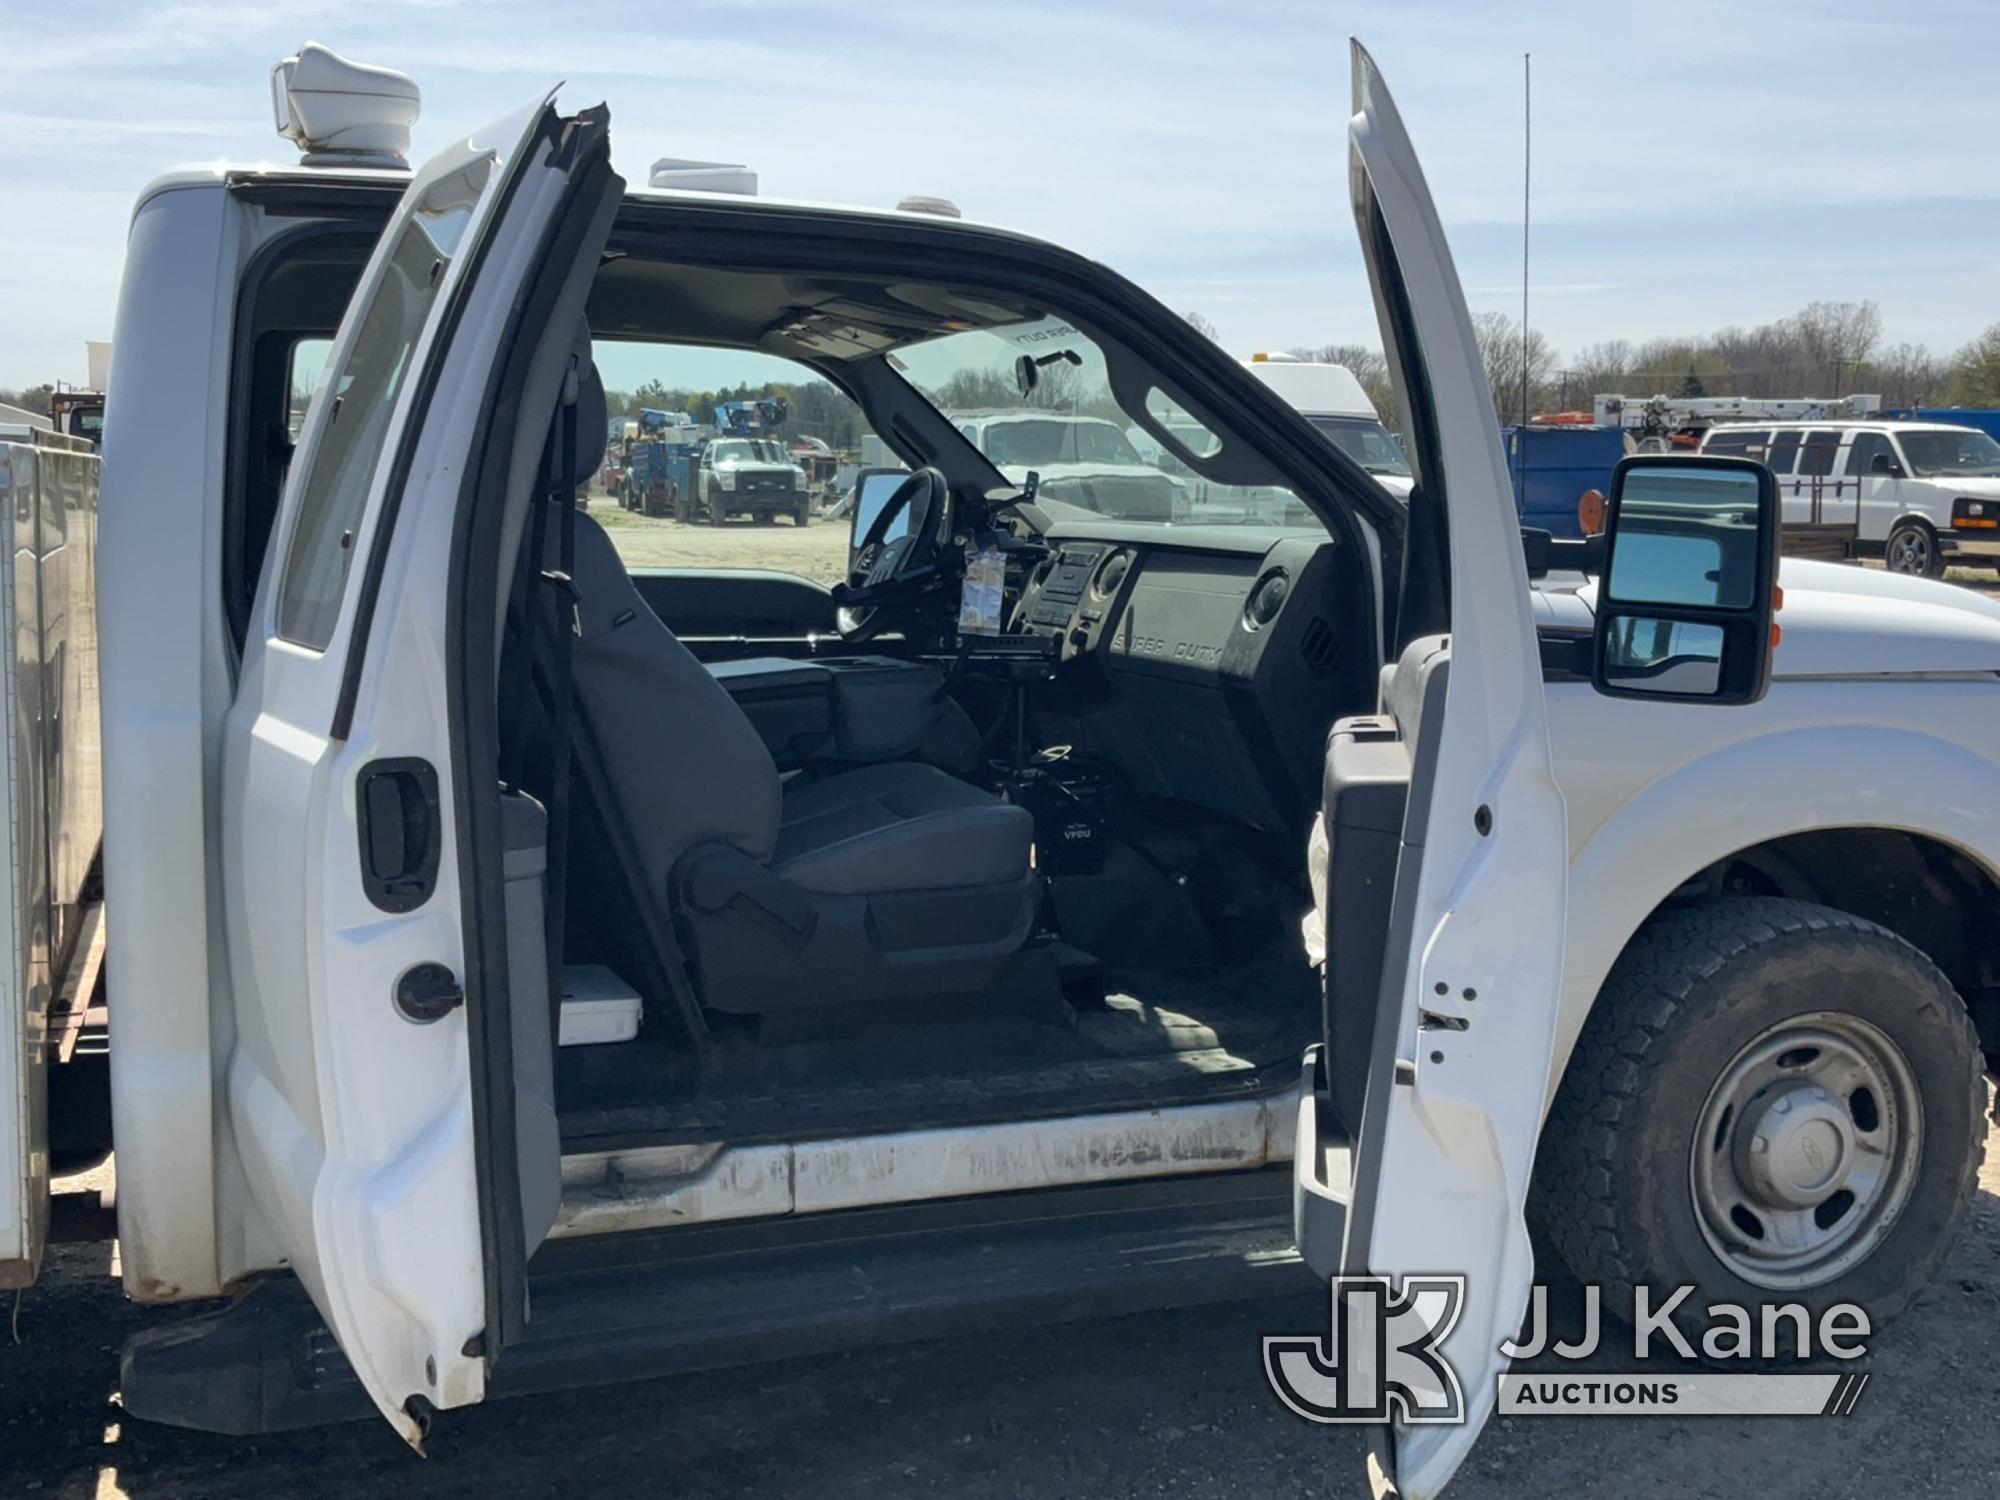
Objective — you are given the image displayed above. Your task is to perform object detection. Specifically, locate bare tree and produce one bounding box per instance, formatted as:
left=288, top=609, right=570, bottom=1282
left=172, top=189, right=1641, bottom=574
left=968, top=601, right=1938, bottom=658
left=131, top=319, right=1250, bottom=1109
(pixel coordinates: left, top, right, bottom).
left=1558, top=339, right=1635, bottom=406
left=1470, top=310, right=1556, bottom=422
left=1866, top=341, right=1947, bottom=407
left=1183, top=310, right=1219, bottom=341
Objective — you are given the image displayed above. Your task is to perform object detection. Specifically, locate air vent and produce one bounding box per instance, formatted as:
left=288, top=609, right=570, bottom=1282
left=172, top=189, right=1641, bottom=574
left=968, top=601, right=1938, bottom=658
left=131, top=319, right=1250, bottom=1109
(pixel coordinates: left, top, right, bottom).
left=1298, top=616, right=1342, bottom=675
left=1092, top=550, right=1131, bottom=600
left=1244, top=570, right=1289, bottom=630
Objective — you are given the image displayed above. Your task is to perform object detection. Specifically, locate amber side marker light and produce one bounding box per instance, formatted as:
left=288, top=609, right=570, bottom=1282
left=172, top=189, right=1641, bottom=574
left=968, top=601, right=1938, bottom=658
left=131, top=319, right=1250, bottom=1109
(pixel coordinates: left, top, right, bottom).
left=1772, top=585, right=1784, bottom=648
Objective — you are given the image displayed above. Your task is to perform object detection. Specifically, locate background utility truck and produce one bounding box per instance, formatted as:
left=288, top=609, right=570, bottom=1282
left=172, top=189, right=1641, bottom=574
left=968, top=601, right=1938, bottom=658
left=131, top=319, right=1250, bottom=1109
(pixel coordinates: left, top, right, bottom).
left=1, top=39, right=1995, bottom=1499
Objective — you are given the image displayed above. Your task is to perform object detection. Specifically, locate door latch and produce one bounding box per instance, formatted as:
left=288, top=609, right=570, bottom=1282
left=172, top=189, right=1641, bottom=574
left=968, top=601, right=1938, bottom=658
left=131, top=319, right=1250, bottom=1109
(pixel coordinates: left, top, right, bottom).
left=357, top=758, right=442, bottom=913
left=395, top=962, right=465, bottom=1024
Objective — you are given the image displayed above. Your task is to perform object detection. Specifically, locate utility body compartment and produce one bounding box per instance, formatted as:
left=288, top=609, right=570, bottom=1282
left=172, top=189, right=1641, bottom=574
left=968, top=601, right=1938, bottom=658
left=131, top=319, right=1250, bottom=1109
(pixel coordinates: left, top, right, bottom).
left=0, top=427, right=103, bottom=1290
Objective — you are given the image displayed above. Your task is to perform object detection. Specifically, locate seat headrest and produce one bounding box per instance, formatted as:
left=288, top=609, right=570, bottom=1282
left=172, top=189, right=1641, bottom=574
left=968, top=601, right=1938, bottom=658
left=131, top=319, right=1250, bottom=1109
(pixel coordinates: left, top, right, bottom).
left=571, top=346, right=607, bottom=487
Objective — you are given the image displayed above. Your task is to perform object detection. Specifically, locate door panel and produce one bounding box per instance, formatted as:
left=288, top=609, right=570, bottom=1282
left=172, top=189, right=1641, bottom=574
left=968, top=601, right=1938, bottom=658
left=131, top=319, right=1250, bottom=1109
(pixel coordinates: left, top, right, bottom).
left=219, top=92, right=611, bottom=1442
left=1310, top=43, right=1569, bottom=1497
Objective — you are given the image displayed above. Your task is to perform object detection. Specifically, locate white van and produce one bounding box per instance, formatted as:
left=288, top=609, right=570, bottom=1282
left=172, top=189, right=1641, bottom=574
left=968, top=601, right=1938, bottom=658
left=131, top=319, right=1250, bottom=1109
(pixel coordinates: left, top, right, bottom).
left=1701, top=420, right=2000, bottom=576
left=1242, top=353, right=1415, bottom=500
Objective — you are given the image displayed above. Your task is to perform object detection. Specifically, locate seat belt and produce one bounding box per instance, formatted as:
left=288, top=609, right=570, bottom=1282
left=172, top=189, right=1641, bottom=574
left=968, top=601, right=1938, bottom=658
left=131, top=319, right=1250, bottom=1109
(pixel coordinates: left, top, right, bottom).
left=500, top=361, right=583, bottom=1052
left=541, top=370, right=582, bottom=1050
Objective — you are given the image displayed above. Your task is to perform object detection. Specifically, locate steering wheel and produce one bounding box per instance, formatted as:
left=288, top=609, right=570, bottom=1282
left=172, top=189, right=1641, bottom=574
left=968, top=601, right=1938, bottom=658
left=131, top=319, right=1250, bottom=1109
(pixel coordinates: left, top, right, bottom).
left=835, top=467, right=951, bottom=641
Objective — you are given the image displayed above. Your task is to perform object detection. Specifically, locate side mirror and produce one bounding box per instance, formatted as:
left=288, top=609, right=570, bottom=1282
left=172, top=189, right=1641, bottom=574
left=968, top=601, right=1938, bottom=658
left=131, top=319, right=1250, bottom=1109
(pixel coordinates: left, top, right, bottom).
left=848, top=467, right=913, bottom=563
left=1592, top=454, right=1779, bottom=706
left=1869, top=452, right=1904, bottom=478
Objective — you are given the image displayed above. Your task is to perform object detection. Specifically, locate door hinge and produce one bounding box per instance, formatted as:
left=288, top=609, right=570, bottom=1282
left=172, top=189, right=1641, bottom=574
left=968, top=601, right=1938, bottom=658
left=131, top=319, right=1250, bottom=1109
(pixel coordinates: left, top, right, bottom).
left=358, top=758, right=442, bottom=912
left=395, top=962, right=465, bottom=1024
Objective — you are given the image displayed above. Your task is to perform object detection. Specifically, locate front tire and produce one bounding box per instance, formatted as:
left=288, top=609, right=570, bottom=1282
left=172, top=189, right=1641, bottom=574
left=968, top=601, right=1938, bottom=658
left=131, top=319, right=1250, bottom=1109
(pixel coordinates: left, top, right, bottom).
left=1538, top=898, right=1985, bottom=1337
left=1886, top=520, right=1944, bottom=578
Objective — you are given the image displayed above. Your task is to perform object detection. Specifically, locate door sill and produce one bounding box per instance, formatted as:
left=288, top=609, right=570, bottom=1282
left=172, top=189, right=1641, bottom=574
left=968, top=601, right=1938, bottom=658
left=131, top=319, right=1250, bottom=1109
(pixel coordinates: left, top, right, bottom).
left=119, top=1169, right=1307, bottom=1436
left=553, top=1085, right=1300, bottom=1239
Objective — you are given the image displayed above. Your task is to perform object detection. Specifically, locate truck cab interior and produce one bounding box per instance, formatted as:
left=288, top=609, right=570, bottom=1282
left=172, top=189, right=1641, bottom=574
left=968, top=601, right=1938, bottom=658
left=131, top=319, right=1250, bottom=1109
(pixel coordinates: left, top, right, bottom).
left=231, top=187, right=1399, bottom=1173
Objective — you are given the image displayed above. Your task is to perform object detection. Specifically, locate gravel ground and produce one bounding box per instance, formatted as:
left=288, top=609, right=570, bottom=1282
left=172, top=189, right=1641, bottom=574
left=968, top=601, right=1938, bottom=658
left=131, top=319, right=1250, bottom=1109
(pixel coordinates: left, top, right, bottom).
left=5, top=1105, right=1993, bottom=1500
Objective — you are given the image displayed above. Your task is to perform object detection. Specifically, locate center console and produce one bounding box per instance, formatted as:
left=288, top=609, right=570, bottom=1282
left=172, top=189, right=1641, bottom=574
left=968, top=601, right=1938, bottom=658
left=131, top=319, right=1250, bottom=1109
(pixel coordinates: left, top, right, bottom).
left=1014, top=540, right=1136, bottom=659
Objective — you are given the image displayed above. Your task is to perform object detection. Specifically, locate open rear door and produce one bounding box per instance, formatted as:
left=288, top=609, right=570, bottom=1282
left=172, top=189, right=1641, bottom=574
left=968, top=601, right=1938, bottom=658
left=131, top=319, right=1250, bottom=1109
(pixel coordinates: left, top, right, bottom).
left=217, top=95, right=616, bottom=1442
left=1274, top=43, right=1569, bottom=1498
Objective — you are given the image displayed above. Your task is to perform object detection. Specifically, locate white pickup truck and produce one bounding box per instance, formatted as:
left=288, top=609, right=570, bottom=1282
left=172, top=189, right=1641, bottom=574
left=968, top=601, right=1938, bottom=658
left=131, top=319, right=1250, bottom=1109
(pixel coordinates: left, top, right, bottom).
left=5, top=40, right=1995, bottom=1497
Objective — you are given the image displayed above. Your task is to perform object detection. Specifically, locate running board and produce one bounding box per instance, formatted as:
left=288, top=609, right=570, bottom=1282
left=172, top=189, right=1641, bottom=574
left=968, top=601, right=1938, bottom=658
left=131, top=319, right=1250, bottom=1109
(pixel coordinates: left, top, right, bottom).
left=121, top=1169, right=1311, bottom=1436
left=554, top=1087, right=1300, bottom=1238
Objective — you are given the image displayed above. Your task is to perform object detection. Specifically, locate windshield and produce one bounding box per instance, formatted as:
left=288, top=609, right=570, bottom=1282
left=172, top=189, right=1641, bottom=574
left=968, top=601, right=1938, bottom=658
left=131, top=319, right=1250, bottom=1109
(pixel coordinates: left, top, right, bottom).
left=888, top=317, right=1326, bottom=534
left=1898, top=429, right=2000, bottom=478
left=710, top=438, right=788, bottom=465
left=1307, top=414, right=1412, bottom=477
left=980, top=418, right=1143, bottom=468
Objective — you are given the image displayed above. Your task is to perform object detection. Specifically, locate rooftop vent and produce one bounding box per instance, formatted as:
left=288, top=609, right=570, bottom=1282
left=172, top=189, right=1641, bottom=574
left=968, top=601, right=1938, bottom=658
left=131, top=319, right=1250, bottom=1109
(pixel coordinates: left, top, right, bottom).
left=896, top=195, right=962, bottom=218
left=649, top=158, right=758, bottom=194
left=270, top=43, right=420, bottom=169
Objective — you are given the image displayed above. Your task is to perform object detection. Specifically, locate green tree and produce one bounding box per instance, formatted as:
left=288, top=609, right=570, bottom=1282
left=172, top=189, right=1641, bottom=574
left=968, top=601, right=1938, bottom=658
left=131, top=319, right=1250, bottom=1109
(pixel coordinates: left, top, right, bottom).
left=1949, top=323, right=2000, bottom=406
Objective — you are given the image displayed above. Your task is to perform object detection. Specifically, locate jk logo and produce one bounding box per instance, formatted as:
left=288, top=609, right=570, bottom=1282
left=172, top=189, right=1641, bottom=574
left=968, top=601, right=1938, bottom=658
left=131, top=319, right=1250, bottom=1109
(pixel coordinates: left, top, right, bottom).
left=1264, top=1275, right=1467, bottom=1425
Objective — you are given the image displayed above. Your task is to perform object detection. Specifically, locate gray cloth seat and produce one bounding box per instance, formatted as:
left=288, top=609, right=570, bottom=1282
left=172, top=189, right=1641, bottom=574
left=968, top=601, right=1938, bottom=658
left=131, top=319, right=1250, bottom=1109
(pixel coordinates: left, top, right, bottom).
left=775, top=762, right=1033, bottom=896
left=562, top=507, right=1037, bottom=1016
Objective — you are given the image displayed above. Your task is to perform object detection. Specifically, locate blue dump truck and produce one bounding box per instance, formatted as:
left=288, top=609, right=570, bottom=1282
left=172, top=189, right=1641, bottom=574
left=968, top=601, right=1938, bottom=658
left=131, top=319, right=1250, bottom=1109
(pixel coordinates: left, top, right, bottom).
left=1506, top=423, right=1629, bottom=538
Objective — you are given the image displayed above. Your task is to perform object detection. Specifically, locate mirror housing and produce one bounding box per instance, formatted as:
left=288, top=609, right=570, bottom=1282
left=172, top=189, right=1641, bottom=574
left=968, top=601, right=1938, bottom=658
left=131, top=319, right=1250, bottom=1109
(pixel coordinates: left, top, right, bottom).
left=1591, top=454, right=1780, bottom=706
left=1869, top=452, right=1906, bottom=479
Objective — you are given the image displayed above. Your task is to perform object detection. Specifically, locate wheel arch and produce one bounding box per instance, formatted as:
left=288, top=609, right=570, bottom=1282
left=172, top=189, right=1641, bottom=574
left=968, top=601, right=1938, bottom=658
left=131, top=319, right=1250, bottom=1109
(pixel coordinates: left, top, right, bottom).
left=1552, top=724, right=2000, bottom=1105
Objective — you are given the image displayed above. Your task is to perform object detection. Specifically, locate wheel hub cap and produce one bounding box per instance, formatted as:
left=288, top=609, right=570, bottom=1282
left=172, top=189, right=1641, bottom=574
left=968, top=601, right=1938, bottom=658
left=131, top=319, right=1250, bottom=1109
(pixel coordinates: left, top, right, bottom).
left=1689, top=1012, right=1920, bottom=1290
left=1735, top=1083, right=1855, bottom=1208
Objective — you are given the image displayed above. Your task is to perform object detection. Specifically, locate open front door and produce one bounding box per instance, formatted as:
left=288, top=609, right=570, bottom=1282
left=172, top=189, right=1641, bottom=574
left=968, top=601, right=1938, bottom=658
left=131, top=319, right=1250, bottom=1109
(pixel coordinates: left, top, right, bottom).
left=1276, top=43, right=1569, bottom=1498
left=218, top=95, right=616, bottom=1442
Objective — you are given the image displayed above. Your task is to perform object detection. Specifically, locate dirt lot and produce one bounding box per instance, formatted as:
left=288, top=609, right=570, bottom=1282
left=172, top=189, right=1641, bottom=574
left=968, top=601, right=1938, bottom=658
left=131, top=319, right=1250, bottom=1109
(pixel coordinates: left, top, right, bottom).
left=5, top=1106, right=1995, bottom=1500
left=588, top=496, right=852, bottom=585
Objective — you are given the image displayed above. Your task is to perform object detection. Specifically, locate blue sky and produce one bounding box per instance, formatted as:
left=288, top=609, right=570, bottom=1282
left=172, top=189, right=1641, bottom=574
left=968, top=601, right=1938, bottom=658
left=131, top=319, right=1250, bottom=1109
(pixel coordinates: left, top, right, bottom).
left=4, top=0, right=1998, bottom=388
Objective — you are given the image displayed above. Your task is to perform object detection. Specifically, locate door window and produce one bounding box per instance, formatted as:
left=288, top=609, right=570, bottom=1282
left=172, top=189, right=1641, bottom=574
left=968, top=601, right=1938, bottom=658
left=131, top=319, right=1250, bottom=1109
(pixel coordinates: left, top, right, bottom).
left=1763, top=429, right=1804, bottom=476
left=1703, top=427, right=1770, bottom=460
left=592, top=341, right=872, bottom=585
left=1844, top=431, right=1896, bottom=476
left=1799, top=429, right=1842, bottom=479
left=275, top=183, right=478, bottom=648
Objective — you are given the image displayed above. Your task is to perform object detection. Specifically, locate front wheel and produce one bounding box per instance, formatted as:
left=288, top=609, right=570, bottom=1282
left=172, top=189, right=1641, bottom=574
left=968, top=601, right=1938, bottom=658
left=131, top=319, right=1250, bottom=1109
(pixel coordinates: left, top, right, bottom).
left=1886, top=520, right=1945, bottom=578
left=1538, top=898, right=1985, bottom=1337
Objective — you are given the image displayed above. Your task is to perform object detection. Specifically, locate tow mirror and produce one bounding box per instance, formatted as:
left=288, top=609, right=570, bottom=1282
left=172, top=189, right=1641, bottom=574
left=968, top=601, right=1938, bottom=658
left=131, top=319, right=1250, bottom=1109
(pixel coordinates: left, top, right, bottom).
left=1592, top=454, right=1779, bottom=705
left=848, top=467, right=913, bottom=564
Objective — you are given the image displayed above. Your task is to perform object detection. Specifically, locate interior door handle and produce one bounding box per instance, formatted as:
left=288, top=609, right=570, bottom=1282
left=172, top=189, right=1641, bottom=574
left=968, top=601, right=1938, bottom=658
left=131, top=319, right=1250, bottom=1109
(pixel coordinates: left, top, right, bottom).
left=357, top=758, right=442, bottom=913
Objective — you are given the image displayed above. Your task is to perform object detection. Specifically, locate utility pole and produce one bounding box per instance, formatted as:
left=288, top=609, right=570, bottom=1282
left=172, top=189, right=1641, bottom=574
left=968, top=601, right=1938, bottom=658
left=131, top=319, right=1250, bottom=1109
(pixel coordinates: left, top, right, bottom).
left=1521, top=52, right=1532, bottom=431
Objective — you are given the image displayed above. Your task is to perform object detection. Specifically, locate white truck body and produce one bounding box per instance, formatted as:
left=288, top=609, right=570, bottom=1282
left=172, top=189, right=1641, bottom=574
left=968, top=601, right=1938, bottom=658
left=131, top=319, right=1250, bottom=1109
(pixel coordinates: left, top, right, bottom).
left=1, top=40, right=1991, bottom=1497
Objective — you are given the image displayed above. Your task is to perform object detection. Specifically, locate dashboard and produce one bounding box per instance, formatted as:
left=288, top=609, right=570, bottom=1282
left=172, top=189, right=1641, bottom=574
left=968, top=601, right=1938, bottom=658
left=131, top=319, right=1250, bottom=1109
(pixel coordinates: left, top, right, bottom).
left=1010, top=524, right=1372, bottom=835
